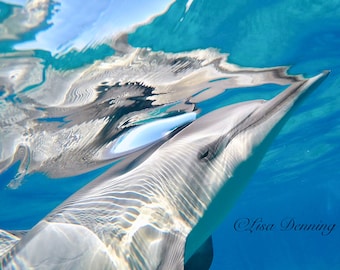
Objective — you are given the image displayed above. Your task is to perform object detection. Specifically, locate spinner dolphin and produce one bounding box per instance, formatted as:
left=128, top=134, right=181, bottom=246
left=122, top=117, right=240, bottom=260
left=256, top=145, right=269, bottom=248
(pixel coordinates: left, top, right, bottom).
left=0, top=71, right=328, bottom=269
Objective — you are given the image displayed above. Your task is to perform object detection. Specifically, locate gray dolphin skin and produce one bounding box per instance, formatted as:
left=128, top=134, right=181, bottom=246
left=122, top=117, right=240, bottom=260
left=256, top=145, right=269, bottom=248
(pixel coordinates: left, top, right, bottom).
left=0, top=71, right=328, bottom=269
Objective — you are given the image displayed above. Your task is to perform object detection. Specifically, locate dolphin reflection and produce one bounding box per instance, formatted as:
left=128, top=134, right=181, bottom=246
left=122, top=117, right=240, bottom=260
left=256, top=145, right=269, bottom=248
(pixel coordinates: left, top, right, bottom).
left=1, top=47, right=304, bottom=188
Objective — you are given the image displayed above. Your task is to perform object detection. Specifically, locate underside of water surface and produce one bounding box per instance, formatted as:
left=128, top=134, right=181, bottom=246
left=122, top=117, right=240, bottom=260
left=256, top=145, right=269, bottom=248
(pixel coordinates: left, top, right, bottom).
left=0, top=0, right=339, bottom=269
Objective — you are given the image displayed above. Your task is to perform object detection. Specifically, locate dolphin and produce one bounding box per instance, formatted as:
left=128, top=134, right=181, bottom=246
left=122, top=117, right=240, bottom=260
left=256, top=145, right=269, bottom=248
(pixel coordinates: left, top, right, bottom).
left=0, top=71, right=328, bottom=269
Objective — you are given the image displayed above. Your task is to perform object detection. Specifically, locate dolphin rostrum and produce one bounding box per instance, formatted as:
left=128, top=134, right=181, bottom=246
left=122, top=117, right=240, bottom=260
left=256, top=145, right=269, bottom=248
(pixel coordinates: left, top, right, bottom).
left=0, top=71, right=328, bottom=269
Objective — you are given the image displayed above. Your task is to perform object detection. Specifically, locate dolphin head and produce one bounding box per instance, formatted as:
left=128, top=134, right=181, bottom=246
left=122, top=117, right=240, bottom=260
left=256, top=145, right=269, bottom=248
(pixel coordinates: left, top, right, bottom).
left=157, top=71, right=329, bottom=262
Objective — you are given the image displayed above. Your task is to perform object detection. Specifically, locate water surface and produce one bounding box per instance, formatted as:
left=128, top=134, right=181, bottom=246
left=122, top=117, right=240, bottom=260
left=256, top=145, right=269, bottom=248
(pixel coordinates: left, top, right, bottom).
left=0, top=0, right=339, bottom=269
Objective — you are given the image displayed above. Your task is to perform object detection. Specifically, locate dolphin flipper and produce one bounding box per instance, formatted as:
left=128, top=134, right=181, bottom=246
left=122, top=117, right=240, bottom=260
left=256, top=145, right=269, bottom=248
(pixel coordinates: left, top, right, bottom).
left=184, top=236, right=213, bottom=270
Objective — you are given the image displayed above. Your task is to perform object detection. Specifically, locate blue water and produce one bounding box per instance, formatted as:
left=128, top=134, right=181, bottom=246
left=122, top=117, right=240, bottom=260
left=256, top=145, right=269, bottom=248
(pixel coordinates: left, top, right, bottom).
left=1, top=0, right=340, bottom=269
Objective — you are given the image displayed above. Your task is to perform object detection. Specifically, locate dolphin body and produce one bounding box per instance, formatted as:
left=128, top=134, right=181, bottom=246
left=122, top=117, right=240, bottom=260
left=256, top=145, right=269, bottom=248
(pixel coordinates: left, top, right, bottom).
left=0, top=71, right=328, bottom=269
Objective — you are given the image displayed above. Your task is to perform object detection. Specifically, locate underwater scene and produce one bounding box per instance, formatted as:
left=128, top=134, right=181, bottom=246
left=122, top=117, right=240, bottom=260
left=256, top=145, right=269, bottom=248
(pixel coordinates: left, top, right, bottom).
left=0, top=0, right=339, bottom=269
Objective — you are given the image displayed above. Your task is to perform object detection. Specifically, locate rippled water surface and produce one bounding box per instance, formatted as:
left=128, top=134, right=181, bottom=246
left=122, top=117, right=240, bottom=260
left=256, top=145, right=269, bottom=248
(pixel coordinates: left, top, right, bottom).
left=0, top=0, right=339, bottom=269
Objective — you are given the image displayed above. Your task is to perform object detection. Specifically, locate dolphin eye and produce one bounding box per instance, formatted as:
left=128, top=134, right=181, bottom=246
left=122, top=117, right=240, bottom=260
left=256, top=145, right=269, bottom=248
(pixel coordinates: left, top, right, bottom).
left=198, top=146, right=216, bottom=161
left=198, top=148, right=209, bottom=160
left=198, top=137, right=226, bottom=162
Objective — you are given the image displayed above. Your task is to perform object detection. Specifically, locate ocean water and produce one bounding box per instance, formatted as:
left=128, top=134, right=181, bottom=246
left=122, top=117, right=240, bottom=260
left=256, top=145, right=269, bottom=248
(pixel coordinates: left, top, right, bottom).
left=0, top=0, right=339, bottom=269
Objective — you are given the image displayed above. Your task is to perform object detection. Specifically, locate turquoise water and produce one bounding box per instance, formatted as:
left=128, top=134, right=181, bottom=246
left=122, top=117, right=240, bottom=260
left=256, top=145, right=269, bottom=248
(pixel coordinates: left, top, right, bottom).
left=1, top=0, right=340, bottom=269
